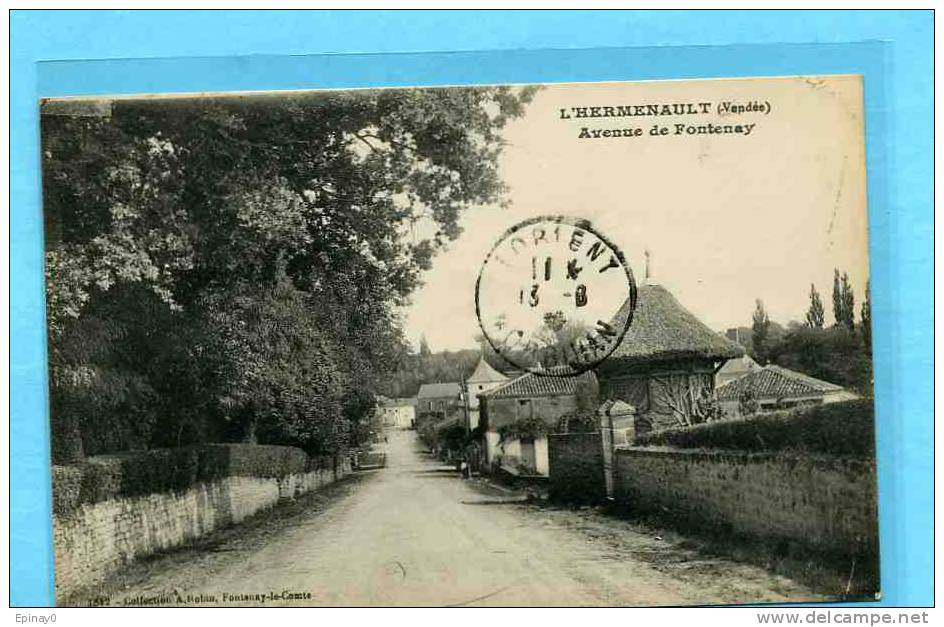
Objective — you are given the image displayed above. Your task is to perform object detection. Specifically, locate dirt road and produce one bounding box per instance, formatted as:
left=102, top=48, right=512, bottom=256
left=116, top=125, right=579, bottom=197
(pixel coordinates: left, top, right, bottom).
left=84, top=430, right=820, bottom=607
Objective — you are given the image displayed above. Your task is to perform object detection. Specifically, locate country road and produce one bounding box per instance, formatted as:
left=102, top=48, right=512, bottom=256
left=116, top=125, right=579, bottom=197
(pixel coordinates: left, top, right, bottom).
left=75, top=429, right=822, bottom=607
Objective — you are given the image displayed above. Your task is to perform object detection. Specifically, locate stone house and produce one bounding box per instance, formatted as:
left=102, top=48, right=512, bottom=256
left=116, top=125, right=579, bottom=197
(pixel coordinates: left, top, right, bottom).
left=416, top=382, right=463, bottom=431
left=716, top=364, right=859, bottom=417
left=479, top=366, right=597, bottom=477
left=596, top=283, right=744, bottom=433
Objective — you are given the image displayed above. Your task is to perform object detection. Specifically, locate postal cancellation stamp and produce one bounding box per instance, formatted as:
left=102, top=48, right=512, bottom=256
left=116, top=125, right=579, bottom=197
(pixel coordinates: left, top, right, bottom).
left=475, top=215, right=637, bottom=376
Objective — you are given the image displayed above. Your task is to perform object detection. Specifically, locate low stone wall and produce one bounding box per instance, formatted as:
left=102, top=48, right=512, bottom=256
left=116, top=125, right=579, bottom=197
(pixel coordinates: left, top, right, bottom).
left=547, top=433, right=605, bottom=504
left=613, top=446, right=878, bottom=557
left=53, top=450, right=350, bottom=603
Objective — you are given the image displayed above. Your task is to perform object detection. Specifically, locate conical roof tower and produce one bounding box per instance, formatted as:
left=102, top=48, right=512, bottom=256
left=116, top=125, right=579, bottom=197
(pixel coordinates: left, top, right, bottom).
left=466, top=356, right=508, bottom=384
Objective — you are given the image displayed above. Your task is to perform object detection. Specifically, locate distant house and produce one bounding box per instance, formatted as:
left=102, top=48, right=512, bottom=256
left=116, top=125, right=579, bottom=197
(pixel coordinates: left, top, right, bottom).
left=596, top=283, right=744, bottom=433
left=376, top=396, right=416, bottom=429
left=480, top=366, right=598, bottom=477
left=715, top=354, right=760, bottom=388
left=463, top=357, right=508, bottom=431
left=716, top=364, right=858, bottom=417
left=416, top=382, right=463, bottom=429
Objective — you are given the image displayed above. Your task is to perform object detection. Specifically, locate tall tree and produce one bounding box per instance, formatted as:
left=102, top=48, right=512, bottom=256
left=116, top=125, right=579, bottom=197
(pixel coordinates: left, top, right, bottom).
left=860, top=280, right=872, bottom=357
left=840, top=272, right=856, bottom=331
left=751, top=299, right=770, bottom=364
left=42, top=85, right=537, bottom=460
left=832, top=268, right=843, bottom=327
left=806, top=283, right=825, bottom=329
left=831, top=268, right=856, bottom=330
left=418, top=334, right=432, bottom=358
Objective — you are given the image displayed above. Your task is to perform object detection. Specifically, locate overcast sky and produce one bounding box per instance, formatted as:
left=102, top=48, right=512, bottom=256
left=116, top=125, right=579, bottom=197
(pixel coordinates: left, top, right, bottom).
left=402, top=75, right=870, bottom=352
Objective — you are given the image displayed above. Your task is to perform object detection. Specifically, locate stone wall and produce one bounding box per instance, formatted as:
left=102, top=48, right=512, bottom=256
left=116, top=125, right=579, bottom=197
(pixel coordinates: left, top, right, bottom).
left=613, top=446, right=878, bottom=557
left=54, top=458, right=350, bottom=603
left=547, top=433, right=605, bottom=503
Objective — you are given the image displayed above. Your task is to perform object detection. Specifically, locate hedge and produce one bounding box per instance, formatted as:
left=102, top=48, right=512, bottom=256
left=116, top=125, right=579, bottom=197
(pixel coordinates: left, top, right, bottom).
left=633, top=399, right=875, bottom=458
left=52, top=443, right=327, bottom=518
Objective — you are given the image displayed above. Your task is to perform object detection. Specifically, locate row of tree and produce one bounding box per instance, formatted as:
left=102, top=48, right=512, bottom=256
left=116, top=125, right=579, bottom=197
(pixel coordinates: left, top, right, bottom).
left=380, top=331, right=538, bottom=398
left=748, top=268, right=873, bottom=394
left=44, top=86, right=536, bottom=463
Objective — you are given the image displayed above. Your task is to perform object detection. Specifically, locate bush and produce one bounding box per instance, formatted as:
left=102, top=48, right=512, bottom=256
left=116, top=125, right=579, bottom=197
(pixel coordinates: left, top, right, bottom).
left=554, top=409, right=598, bottom=434
left=51, top=465, right=84, bottom=517
left=415, top=412, right=444, bottom=449
left=498, top=415, right=548, bottom=442
left=117, top=448, right=203, bottom=498
left=634, top=399, right=874, bottom=458
left=52, top=442, right=313, bottom=519
left=206, top=443, right=308, bottom=479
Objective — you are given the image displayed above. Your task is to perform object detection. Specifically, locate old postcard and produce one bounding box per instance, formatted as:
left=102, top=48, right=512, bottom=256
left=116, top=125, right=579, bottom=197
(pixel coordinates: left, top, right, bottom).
left=42, top=75, right=876, bottom=607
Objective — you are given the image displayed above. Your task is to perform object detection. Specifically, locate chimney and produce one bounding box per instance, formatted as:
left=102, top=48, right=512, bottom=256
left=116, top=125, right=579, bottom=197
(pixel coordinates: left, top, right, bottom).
left=644, top=249, right=658, bottom=286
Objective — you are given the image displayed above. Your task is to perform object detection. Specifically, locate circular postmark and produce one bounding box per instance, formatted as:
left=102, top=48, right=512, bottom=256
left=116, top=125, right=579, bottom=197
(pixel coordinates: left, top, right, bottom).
left=475, top=215, right=637, bottom=376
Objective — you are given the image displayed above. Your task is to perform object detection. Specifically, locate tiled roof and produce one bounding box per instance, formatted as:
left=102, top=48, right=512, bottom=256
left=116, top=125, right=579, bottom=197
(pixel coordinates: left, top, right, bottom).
left=480, top=366, right=597, bottom=399
left=466, top=357, right=509, bottom=384
left=416, top=382, right=462, bottom=399
left=608, top=285, right=744, bottom=365
left=717, top=365, right=844, bottom=401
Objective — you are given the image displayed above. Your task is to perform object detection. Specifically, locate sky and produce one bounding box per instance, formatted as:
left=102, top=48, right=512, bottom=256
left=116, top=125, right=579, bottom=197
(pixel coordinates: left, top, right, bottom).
left=402, top=75, right=870, bottom=352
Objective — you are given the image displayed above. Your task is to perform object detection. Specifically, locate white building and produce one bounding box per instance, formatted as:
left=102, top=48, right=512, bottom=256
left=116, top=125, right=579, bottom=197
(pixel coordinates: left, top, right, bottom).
left=377, top=397, right=416, bottom=429
left=463, top=357, right=509, bottom=431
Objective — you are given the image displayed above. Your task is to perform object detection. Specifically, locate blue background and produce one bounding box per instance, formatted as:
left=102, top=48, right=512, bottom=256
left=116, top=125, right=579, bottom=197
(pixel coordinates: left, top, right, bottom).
left=10, top=10, right=933, bottom=607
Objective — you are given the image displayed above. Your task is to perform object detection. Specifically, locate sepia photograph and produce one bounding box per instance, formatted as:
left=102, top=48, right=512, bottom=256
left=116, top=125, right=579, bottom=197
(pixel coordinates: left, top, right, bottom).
left=41, top=75, right=877, bottom=607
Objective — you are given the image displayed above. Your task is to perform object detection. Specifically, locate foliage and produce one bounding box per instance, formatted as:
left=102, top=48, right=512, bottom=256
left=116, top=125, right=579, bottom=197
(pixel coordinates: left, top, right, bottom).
left=48, top=286, right=172, bottom=460
left=767, top=325, right=872, bottom=396
left=832, top=268, right=856, bottom=330
left=441, top=424, right=472, bottom=453
left=806, top=283, right=825, bottom=329
left=196, top=274, right=347, bottom=454
left=737, top=388, right=759, bottom=417
left=52, top=442, right=322, bottom=519
left=498, top=415, right=548, bottom=442
left=43, top=86, right=535, bottom=459
left=745, top=270, right=872, bottom=396
left=751, top=299, right=770, bottom=363
left=529, top=315, right=593, bottom=368
left=380, top=346, right=506, bottom=398
left=415, top=412, right=445, bottom=450
left=555, top=409, right=598, bottom=434
left=860, top=280, right=872, bottom=357
left=419, top=335, right=432, bottom=357
left=634, top=399, right=875, bottom=459
left=543, top=310, right=567, bottom=332
left=692, top=386, right=724, bottom=423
